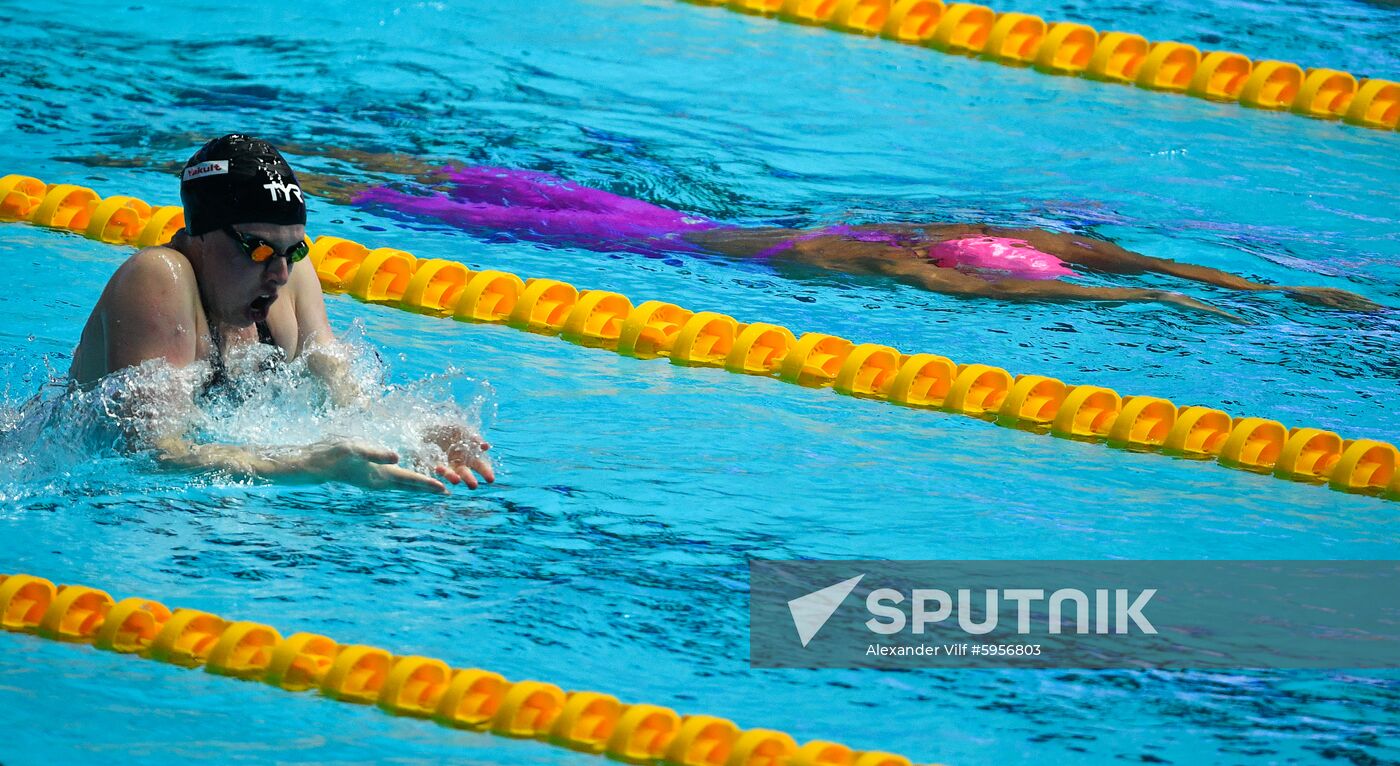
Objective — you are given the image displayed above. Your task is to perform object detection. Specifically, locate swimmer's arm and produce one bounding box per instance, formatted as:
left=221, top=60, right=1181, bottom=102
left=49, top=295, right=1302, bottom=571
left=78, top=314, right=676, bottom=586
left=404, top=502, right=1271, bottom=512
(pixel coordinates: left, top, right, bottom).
left=1093, top=256, right=1383, bottom=311
left=133, top=393, right=449, bottom=493
left=152, top=436, right=288, bottom=476
left=992, top=229, right=1383, bottom=311
left=151, top=435, right=449, bottom=493
left=278, top=143, right=447, bottom=179
left=984, top=280, right=1238, bottom=320
left=84, top=262, right=444, bottom=493
left=109, top=357, right=435, bottom=492
left=881, top=262, right=1241, bottom=319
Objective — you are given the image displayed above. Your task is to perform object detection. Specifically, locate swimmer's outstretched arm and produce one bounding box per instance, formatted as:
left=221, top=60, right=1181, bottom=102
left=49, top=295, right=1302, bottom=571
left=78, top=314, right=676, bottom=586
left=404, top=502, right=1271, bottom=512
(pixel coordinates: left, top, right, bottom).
left=876, top=259, right=1242, bottom=320
left=139, top=398, right=452, bottom=493
left=153, top=436, right=451, bottom=493
left=993, top=228, right=1382, bottom=311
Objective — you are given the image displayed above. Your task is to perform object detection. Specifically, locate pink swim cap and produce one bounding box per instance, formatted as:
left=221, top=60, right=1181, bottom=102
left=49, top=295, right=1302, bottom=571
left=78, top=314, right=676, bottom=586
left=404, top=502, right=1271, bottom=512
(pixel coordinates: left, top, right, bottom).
left=928, top=237, right=1076, bottom=280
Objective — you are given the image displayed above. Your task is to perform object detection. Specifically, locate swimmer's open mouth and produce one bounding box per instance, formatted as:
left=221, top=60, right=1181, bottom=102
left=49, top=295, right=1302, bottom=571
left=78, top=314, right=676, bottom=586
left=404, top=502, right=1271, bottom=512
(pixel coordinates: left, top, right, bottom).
left=248, top=293, right=275, bottom=322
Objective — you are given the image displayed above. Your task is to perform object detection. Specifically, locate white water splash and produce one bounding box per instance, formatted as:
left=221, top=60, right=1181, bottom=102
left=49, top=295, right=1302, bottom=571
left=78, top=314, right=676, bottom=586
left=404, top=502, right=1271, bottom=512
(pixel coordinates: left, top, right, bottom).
left=0, top=323, right=494, bottom=499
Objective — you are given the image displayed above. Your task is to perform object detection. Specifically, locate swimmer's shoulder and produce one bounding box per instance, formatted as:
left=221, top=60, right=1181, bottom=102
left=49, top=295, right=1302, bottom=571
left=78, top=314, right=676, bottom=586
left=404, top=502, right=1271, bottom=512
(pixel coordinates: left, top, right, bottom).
left=102, top=245, right=199, bottom=306
left=97, top=244, right=204, bottom=341
left=100, top=244, right=205, bottom=370
left=71, top=245, right=203, bottom=384
left=112, top=243, right=194, bottom=280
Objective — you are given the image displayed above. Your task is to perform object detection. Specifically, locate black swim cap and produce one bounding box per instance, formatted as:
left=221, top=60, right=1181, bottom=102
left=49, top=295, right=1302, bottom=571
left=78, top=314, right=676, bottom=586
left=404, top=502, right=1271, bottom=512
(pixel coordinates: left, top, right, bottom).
left=179, top=134, right=306, bottom=236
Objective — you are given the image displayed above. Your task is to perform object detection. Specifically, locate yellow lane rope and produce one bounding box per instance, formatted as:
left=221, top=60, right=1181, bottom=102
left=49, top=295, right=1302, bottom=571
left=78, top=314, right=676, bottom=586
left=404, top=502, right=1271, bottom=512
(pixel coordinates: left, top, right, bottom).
left=676, top=0, right=1399, bottom=133
left=0, top=573, right=931, bottom=766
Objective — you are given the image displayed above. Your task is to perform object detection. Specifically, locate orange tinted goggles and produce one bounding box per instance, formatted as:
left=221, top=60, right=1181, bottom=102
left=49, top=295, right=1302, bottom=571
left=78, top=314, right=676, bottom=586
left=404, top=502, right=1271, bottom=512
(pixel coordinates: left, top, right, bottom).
left=223, top=226, right=310, bottom=264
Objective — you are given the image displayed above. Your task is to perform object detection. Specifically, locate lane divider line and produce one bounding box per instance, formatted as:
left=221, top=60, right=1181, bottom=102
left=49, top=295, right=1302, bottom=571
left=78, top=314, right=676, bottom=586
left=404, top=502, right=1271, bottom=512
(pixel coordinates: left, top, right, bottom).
left=675, top=0, right=1400, bottom=133
left=0, top=573, right=931, bottom=766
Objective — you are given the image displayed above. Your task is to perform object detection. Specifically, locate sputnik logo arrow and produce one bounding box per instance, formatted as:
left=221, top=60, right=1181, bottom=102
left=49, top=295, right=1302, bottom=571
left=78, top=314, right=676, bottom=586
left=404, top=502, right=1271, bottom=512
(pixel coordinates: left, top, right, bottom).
left=787, top=574, right=865, bottom=647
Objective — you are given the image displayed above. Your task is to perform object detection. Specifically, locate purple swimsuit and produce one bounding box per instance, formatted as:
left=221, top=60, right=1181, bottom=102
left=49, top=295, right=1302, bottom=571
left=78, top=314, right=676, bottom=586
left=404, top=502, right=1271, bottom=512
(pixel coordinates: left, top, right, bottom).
left=353, top=165, right=722, bottom=256
left=353, top=166, right=1074, bottom=280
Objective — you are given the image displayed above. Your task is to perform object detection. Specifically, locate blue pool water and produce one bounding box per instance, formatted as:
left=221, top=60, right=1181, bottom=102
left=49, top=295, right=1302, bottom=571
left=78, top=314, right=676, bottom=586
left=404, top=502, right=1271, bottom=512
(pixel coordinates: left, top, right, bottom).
left=1, top=0, right=1398, bottom=763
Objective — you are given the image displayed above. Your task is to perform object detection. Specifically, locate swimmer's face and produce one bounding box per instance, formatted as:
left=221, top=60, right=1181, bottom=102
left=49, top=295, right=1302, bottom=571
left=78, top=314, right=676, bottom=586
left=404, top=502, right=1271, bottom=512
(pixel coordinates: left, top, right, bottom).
left=202, top=222, right=305, bottom=326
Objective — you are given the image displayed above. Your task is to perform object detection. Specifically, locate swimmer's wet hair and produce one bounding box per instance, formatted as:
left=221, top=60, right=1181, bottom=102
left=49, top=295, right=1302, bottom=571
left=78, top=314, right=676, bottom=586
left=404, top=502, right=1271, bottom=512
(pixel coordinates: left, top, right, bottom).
left=179, top=134, right=306, bottom=236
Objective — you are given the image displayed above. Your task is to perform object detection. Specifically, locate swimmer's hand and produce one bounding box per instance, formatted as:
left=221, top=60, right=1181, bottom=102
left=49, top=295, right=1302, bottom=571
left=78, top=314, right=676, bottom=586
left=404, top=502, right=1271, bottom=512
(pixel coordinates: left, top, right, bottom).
left=1278, top=286, right=1383, bottom=312
left=292, top=439, right=448, bottom=494
left=419, top=423, right=495, bottom=490
left=1143, top=290, right=1246, bottom=323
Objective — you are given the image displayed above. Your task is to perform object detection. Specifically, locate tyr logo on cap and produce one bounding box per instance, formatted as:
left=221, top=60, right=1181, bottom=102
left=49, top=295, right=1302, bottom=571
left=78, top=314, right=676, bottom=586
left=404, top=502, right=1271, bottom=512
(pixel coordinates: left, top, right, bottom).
left=182, top=160, right=229, bottom=181
left=263, top=180, right=303, bottom=203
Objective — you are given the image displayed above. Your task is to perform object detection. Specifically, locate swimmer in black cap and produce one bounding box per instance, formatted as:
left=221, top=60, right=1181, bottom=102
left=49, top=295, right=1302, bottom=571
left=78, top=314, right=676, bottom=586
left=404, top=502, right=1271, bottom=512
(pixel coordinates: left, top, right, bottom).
left=70, top=134, right=494, bottom=494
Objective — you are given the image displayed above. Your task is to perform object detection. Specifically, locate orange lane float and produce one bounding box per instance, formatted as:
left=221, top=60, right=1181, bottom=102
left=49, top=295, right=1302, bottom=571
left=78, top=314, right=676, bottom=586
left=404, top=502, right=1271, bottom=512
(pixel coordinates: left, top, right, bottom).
left=881, top=0, right=944, bottom=44
left=1187, top=51, right=1252, bottom=101
left=1034, top=23, right=1097, bottom=75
